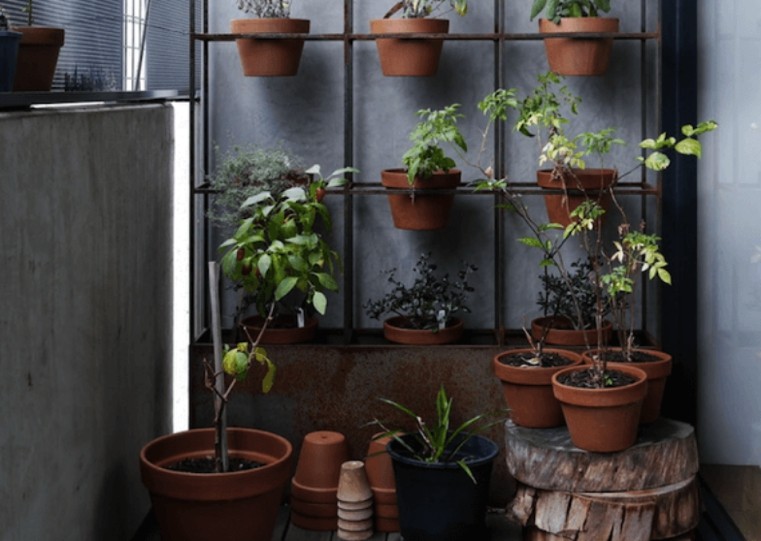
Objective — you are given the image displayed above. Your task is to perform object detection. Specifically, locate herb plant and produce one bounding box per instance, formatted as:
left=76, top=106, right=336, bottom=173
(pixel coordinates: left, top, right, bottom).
left=364, top=253, right=477, bottom=331
left=402, top=104, right=467, bottom=185
left=531, top=0, right=612, bottom=24
left=237, top=0, right=292, bottom=18
left=385, top=0, right=468, bottom=19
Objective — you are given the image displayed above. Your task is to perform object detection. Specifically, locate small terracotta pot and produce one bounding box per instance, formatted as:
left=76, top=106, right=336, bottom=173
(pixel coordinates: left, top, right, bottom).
left=370, top=18, right=449, bottom=76
left=293, top=431, right=349, bottom=489
left=338, top=517, right=374, bottom=532
left=493, top=348, right=583, bottom=428
left=536, top=168, right=617, bottom=226
left=291, top=478, right=337, bottom=504
left=374, top=503, right=400, bottom=518
left=337, top=461, right=373, bottom=503
left=290, top=496, right=339, bottom=518
left=584, top=348, right=673, bottom=424
left=241, top=314, right=318, bottom=344
left=539, top=17, right=619, bottom=76
left=380, top=168, right=461, bottom=230
left=371, top=486, right=397, bottom=505
left=383, top=316, right=464, bottom=345
left=338, top=497, right=374, bottom=510
left=336, top=529, right=374, bottom=541
left=290, top=511, right=338, bottom=531
left=365, top=433, right=396, bottom=490
left=231, top=18, right=310, bottom=77
left=338, top=506, right=373, bottom=521
left=13, top=27, right=64, bottom=91
left=552, top=364, right=648, bottom=452
left=530, top=316, right=612, bottom=347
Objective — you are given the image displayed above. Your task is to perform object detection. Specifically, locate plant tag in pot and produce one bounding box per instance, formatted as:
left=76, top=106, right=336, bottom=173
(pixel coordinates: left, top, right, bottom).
left=297, top=307, right=305, bottom=328
left=437, top=309, right=446, bottom=331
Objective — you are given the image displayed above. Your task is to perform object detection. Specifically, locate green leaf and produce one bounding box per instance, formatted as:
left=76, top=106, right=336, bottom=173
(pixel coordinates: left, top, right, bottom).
left=315, top=272, right=338, bottom=291
left=257, top=254, right=272, bottom=277
left=312, top=291, right=327, bottom=315
left=644, top=151, right=671, bottom=171
left=658, top=268, right=672, bottom=284
left=283, top=187, right=307, bottom=201
left=518, top=237, right=544, bottom=249
left=530, top=0, right=547, bottom=20
left=274, top=276, right=299, bottom=300
left=675, top=137, right=702, bottom=158
left=241, top=192, right=271, bottom=208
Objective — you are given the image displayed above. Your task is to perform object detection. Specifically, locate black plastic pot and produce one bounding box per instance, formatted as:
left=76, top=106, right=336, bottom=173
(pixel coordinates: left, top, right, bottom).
left=387, top=433, right=498, bottom=541
left=0, top=30, right=22, bottom=92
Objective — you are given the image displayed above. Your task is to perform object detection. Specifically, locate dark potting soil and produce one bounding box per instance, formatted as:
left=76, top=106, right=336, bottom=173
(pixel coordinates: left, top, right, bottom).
left=498, top=351, right=575, bottom=368
left=596, top=350, right=663, bottom=363
left=556, top=367, right=637, bottom=389
left=166, top=456, right=263, bottom=474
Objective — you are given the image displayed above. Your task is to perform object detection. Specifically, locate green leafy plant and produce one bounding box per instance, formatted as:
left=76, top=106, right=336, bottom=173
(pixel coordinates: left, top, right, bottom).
left=364, top=253, right=477, bottom=331
left=384, top=0, right=468, bottom=19
left=373, top=386, right=494, bottom=482
left=236, top=0, right=293, bottom=18
left=530, top=0, right=612, bottom=24
left=402, top=104, right=467, bottom=185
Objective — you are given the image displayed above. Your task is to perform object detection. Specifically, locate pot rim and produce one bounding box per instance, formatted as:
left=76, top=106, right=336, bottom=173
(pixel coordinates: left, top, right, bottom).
left=386, top=432, right=498, bottom=470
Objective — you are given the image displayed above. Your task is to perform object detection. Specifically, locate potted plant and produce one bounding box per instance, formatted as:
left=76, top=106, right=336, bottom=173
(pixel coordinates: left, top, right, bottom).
left=232, top=0, right=310, bottom=76
left=530, top=0, right=618, bottom=76
left=371, top=0, right=468, bottom=76
left=372, top=386, right=499, bottom=541
left=10, top=0, right=65, bottom=91
left=140, top=264, right=291, bottom=541
left=382, top=104, right=466, bottom=230
left=219, top=164, right=355, bottom=344
left=0, top=7, right=21, bottom=92
left=364, top=252, right=477, bottom=345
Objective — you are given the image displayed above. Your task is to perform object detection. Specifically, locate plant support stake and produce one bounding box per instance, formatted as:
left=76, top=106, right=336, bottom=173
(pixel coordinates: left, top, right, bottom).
left=208, top=261, right=229, bottom=471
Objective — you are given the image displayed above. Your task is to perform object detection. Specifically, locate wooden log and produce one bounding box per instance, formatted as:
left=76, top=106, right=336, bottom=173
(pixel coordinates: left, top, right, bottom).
left=504, top=418, right=699, bottom=492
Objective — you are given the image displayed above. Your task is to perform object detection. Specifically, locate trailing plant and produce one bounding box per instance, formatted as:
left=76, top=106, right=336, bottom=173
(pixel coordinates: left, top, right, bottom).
left=530, top=0, right=612, bottom=24
left=372, top=386, right=495, bottom=482
left=364, top=252, right=477, bottom=331
left=236, top=0, right=292, bottom=18
left=384, top=0, right=468, bottom=19
left=402, top=104, right=467, bottom=185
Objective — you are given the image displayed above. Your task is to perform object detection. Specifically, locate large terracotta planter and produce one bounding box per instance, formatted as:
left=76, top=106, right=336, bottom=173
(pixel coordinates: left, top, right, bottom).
left=0, top=30, right=21, bottom=92
left=13, top=27, right=64, bottom=91
left=530, top=316, right=612, bottom=347
left=552, top=364, right=647, bottom=452
left=492, top=348, right=583, bottom=428
left=381, top=168, right=460, bottom=230
left=231, top=18, right=310, bottom=77
left=241, top=314, right=317, bottom=344
left=370, top=18, right=449, bottom=76
left=383, top=316, right=463, bottom=345
left=584, top=348, right=673, bottom=424
left=536, top=168, right=616, bottom=226
left=139, top=428, right=293, bottom=541
left=539, top=17, right=619, bottom=76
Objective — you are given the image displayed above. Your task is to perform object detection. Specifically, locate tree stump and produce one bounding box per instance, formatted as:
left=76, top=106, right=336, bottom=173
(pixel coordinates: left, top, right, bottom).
left=504, top=418, right=700, bottom=540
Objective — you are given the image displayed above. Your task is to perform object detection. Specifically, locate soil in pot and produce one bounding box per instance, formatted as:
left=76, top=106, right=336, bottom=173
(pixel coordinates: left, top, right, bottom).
left=231, top=18, right=310, bottom=77
left=167, top=456, right=262, bottom=473
left=539, top=17, right=619, bottom=76
left=240, top=314, right=317, bottom=344
left=531, top=316, right=612, bottom=347
left=383, top=316, right=463, bottom=345
left=493, top=348, right=583, bottom=428
left=380, top=168, right=460, bottom=230
left=371, top=18, right=449, bottom=76
left=552, top=364, right=647, bottom=452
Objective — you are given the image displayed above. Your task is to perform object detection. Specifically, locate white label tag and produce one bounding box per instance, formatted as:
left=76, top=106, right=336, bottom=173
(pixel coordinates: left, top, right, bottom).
left=296, top=308, right=305, bottom=328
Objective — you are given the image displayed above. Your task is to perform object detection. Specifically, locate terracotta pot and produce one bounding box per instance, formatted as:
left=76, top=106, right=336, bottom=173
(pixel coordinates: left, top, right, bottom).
left=552, top=364, right=648, bottom=452
left=0, top=31, right=22, bottom=92
left=291, top=478, right=337, bottom=504
left=290, top=511, right=338, bottom=531
left=372, top=486, right=397, bottom=505
left=375, top=516, right=401, bottom=533
left=380, top=168, right=460, bottom=230
left=584, top=348, right=673, bottom=424
left=240, top=314, right=318, bottom=344
left=293, top=430, right=349, bottom=489
left=370, top=18, right=449, bottom=76
left=383, top=316, right=464, bottom=345
left=337, top=460, right=373, bottom=503
left=365, top=433, right=396, bottom=491
left=13, top=27, right=64, bottom=91
left=492, top=348, right=583, bottom=428
left=231, top=18, right=310, bottom=77
left=139, top=428, right=293, bottom=541
left=290, top=496, right=339, bottom=518
left=536, top=168, right=617, bottom=226
left=539, top=17, right=619, bottom=76
left=530, top=316, right=612, bottom=347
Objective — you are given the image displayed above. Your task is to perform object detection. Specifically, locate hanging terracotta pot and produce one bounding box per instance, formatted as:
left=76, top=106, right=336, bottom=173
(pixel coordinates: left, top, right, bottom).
left=240, top=314, right=317, bottom=344
left=530, top=316, right=612, bottom=347
left=380, top=168, right=460, bottom=230
left=231, top=18, right=310, bottom=77
left=492, top=348, right=583, bottom=428
left=139, top=428, right=293, bottom=541
left=0, top=30, right=21, bottom=92
left=536, top=168, right=616, bottom=226
left=383, top=316, right=463, bottom=345
left=552, top=364, right=647, bottom=452
left=13, top=27, right=64, bottom=91
left=538, top=17, right=619, bottom=76
left=370, top=18, right=448, bottom=77
left=584, top=348, right=672, bottom=424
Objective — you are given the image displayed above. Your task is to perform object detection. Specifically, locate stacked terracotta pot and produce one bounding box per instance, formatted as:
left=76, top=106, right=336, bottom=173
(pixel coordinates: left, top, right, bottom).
left=290, top=431, right=349, bottom=531
left=336, top=461, right=374, bottom=540
left=365, top=434, right=400, bottom=532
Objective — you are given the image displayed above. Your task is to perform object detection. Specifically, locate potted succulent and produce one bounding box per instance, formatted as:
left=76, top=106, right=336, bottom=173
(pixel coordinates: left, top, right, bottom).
left=382, top=104, right=466, bottom=230
left=219, top=165, right=356, bottom=344
left=371, top=0, right=468, bottom=76
left=364, top=252, right=477, bottom=345
left=531, top=0, right=618, bottom=76
left=0, top=7, right=21, bottom=92
left=372, top=386, right=499, bottom=541
left=10, top=0, right=65, bottom=91
left=232, top=0, right=310, bottom=76
left=139, top=264, right=291, bottom=541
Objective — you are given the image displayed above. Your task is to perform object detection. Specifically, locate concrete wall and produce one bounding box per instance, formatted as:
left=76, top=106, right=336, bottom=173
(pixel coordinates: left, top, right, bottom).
left=0, top=105, right=173, bottom=540
left=697, top=2, right=761, bottom=465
